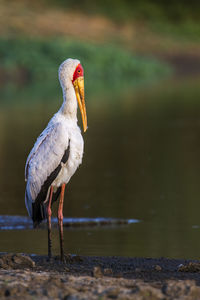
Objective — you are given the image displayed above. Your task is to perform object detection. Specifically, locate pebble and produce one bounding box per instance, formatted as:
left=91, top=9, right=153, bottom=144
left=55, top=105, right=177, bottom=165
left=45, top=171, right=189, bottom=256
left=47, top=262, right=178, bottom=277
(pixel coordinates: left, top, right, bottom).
left=154, top=265, right=162, bottom=271
left=104, top=268, right=113, bottom=275
left=92, top=266, right=103, bottom=278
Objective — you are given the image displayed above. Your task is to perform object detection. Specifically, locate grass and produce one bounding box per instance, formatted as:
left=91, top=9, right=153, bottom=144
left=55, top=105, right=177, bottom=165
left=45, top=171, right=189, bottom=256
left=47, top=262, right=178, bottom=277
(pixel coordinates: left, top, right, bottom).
left=0, top=38, right=172, bottom=105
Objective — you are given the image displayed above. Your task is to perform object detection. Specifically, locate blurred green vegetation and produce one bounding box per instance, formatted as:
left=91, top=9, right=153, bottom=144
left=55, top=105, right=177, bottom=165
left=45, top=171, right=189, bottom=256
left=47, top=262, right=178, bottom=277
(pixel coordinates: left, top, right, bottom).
left=49, top=0, right=200, bottom=22
left=48, top=0, right=200, bottom=38
left=0, top=38, right=171, bottom=105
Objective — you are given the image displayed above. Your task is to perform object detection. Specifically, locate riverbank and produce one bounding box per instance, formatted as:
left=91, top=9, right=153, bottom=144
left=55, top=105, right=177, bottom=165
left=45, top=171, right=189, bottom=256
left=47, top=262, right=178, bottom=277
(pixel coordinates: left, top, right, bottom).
left=1, top=253, right=200, bottom=299
left=1, top=0, right=200, bottom=56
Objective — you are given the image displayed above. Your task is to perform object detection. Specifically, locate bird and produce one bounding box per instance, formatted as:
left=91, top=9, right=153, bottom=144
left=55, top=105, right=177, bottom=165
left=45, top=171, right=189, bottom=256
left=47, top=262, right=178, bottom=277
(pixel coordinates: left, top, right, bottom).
left=25, top=58, right=87, bottom=262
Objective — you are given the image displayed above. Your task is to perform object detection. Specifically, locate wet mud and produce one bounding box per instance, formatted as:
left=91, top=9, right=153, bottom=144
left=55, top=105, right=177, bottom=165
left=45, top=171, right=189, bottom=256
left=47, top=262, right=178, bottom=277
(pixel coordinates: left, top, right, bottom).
left=1, top=253, right=200, bottom=299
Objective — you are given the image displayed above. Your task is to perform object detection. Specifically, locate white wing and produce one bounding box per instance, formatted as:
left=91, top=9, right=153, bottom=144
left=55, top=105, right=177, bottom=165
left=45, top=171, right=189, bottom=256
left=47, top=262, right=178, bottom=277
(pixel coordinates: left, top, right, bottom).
left=25, top=125, right=51, bottom=181
left=25, top=122, right=69, bottom=216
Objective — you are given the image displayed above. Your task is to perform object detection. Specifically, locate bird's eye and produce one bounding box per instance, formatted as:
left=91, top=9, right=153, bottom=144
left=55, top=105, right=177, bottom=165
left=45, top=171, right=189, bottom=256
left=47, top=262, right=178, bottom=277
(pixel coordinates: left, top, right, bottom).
left=77, top=69, right=81, bottom=73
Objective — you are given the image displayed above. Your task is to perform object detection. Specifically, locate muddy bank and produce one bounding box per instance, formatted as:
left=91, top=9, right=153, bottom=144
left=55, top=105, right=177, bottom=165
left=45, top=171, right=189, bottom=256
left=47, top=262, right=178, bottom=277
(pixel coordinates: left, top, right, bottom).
left=1, top=253, right=200, bottom=299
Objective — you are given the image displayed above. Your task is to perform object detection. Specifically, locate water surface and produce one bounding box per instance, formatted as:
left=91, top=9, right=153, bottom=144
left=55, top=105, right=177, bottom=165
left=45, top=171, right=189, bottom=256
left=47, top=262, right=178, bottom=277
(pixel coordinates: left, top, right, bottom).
left=1, top=76, right=200, bottom=258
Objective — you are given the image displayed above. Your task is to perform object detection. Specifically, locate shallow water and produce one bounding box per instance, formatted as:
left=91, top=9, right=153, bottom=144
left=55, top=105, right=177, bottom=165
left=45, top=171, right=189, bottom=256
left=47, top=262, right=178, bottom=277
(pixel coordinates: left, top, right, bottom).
left=0, top=215, right=139, bottom=230
left=1, top=76, right=200, bottom=258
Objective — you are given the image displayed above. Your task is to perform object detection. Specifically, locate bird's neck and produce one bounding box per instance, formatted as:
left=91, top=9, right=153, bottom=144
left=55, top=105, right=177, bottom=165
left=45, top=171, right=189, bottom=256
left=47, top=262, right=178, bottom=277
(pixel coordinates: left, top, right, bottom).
left=60, top=83, right=78, bottom=121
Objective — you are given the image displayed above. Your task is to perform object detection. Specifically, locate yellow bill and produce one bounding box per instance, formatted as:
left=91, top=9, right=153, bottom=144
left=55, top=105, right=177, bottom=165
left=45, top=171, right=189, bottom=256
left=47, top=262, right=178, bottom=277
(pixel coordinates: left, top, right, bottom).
left=73, top=76, right=87, bottom=132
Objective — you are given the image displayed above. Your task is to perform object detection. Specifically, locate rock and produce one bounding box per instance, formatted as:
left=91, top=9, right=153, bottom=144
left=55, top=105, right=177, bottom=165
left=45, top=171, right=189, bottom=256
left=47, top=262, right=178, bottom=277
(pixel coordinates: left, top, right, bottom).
left=154, top=265, right=162, bottom=271
left=104, top=268, right=113, bottom=275
left=13, top=254, right=35, bottom=268
left=0, top=253, right=35, bottom=269
left=0, top=258, right=9, bottom=269
left=64, top=254, right=83, bottom=263
left=104, top=287, right=120, bottom=299
left=138, top=286, right=164, bottom=299
left=177, top=263, right=184, bottom=270
left=178, top=262, right=200, bottom=272
left=92, top=266, right=103, bottom=278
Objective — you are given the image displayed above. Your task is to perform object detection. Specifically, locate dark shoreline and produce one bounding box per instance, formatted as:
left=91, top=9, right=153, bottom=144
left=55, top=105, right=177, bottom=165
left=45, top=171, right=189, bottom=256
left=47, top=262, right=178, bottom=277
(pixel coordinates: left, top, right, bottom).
left=1, top=253, right=200, bottom=299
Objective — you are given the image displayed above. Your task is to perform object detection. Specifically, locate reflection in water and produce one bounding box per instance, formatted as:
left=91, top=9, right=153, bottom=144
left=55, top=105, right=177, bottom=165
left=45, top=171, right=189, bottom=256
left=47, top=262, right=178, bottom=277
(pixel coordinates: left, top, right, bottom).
left=1, top=76, right=200, bottom=258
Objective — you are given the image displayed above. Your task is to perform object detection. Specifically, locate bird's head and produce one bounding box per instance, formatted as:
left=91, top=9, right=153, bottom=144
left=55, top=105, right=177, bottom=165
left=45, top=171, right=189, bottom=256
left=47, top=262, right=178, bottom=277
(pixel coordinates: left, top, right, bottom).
left=59, top=58, right=87, bottom=132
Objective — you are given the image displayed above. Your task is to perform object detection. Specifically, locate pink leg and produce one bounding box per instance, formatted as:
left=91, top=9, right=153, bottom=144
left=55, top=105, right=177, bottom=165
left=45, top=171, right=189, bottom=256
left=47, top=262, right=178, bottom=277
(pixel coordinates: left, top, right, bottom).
left=58, top=183, right=66, bottom=262
left=47, top=186, right=53, bottom=260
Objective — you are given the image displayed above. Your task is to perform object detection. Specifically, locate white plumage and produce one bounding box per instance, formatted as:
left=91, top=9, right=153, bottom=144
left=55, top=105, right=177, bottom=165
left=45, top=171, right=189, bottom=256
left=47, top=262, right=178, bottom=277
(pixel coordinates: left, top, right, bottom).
left=25, top=113, right=83, bottom=217
left=25, top=58, right=87, bottom=261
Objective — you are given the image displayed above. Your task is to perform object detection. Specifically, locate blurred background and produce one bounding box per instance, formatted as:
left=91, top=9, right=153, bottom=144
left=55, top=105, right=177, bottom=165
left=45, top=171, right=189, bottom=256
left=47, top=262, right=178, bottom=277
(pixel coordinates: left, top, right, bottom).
left=1, top=0, right=200, bottom=259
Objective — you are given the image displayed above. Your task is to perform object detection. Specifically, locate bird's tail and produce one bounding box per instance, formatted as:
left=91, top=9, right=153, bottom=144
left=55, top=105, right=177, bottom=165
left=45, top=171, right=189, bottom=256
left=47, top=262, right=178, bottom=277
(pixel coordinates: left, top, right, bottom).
left=25, top=185, right=47, bottom=228
left=32, top=202, right=47, bottom=228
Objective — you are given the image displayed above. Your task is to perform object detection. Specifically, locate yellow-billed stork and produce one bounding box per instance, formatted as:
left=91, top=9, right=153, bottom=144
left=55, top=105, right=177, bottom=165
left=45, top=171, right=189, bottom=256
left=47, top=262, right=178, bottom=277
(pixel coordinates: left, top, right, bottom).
left=25, top=58, right=87, bottom=261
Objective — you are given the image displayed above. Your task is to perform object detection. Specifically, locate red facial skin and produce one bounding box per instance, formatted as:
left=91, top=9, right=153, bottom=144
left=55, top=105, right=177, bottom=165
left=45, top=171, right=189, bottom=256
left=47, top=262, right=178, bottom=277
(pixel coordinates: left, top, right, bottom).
left=72, top=63, right=84, bottom=83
